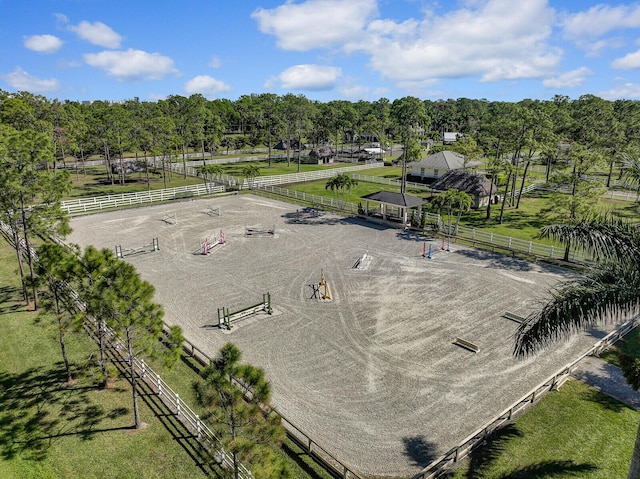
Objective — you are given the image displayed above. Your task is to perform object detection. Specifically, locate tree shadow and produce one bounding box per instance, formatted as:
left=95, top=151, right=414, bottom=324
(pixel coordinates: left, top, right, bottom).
left=457, top=424, right=597, bottom=479
left=402, top=435, right=438, bottom=467
left=0, top=285, right=25, bottom=315
left=462, top=424, right=523, bottom=478
left=0, top=363, right=130, bottom=462
left=281, top=209, right=350, bottom=226
left=500, top=460, right=597, bottom=478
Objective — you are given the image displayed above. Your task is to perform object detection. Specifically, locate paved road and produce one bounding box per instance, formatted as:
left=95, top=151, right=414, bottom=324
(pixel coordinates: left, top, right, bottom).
left=573, top=356, right=640, bottom=409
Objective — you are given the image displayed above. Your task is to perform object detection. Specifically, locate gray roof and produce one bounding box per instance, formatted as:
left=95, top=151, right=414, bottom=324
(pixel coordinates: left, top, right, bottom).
left=409, top=150, right=480, bottom=170
left=432, top=170, right=497, bottom=197
left=361, top=191, right=425, bottom=208
left=309, top=146, right=334, bottom=158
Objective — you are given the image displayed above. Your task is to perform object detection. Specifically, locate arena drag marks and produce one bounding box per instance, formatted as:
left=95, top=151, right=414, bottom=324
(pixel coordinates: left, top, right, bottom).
left=67, top=194, right=613, bottom=478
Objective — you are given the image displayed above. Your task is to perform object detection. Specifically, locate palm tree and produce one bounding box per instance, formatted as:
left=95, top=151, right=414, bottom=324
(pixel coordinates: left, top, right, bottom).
left=621, top=156, right=640, bottom=203
left=514, top=216, right=640, bottom=478
left=431, top=189, right=470, bottom=236
left=240, top=163, right=261, bottom=189
left=197, top=164, right=223, bottom=193
left=325, top=173, right=358, bottom=209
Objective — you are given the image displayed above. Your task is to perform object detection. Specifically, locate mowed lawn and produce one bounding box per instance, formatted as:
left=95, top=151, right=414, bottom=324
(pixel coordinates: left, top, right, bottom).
left=450, top=380, right=639, bottom=478
left=0, top=240, right=208, bottom=479
left=0, top=238, right=332, bottom=479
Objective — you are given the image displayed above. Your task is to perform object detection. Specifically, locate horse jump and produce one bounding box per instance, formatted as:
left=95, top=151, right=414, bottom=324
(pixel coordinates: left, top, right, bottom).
left=161, top=212, right=178, bottom=224
left=115, top=237, right=159, bottom=259
left=206, top=204, right=221, bottom=217
left=352, top=251, right=372, bottom=270
left=201, top=230, right=226, bottom=255
left=310, top=270, right=332, bottom=300
left=245, top=225, right=275, bottom=237
left=216, top=293, right=272, bottom=330
left=422, top=238, right=450, bottom=260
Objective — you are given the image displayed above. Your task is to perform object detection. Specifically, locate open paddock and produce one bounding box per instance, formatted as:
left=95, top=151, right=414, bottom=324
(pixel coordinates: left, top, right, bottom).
left=67, top=195, right=610, bottom=478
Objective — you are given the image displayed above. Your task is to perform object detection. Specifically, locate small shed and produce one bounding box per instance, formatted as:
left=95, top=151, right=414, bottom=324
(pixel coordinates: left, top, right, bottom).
left=431, top=171, right=499, bottom=208
left=309, top=146, right=335, bottom=164
left=360, top=191, right=425, bottom=226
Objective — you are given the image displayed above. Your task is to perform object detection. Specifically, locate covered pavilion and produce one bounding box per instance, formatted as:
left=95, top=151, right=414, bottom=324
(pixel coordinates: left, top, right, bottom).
left=360, top=191, right=426, bottom=227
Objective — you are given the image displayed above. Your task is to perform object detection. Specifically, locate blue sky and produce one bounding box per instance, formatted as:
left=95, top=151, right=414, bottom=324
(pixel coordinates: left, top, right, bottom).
left=1, top=0, right=640, bottom=103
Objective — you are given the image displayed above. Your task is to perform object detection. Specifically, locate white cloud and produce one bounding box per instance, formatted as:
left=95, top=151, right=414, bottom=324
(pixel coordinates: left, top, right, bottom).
left=563, top=4, right=640, bottom=40
left=359, top=0, right=560, bottom=84
left=611, top=49, right=640, bottom=70
left=278, top=64, right=342, bottom=90
left=23, top=34, right=63, bottom=53
left=184, top=75, right=231, bottom=97
left=252, top=0, right=378, bottom=51
left=209, top=56, right=222, bottom=68
left=69, top=20, right=123, bottom=48
left=1, top=67, right=61, bottom=93
left=83, top=49, right=179, bottom=81
left=543, top=67, right=592, bottom=89
left=599, top=82, right=640, bottom=100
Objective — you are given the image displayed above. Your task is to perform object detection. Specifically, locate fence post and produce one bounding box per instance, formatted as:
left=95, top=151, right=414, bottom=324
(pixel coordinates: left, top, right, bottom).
left=176, top=393, right=181, bottom=417
left=196, top=414, right=201, bottom=438
left=157, top=373, right=162, bottom=396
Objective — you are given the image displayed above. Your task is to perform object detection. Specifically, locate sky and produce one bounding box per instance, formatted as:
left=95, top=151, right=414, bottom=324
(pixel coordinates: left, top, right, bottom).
left=1, top=0, right=640, bottom=103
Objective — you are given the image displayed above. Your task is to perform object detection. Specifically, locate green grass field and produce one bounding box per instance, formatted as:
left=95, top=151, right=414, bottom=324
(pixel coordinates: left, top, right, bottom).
left=0, top=239, right=332, bottom=479
left=68, top=166, right=203, bottom=198
left=0, top=242, right=208, bottom=479
left=450, top=380, right=638, bottom=479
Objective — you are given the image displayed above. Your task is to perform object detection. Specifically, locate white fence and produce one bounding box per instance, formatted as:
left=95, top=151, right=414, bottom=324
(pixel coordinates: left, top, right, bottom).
left=454, top=225, right=593, bottom=263
left=170, top=161, right=384, bottom=190
left=0, top=220, right=251, bottom=478
left=60, top=183, right=225, bottom=216
left=255, top=185, right=594, bottom=264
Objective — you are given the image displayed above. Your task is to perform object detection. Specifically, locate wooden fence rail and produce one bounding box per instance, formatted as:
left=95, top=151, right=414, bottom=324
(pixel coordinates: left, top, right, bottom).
left=412, top=318, right=638, bottom=479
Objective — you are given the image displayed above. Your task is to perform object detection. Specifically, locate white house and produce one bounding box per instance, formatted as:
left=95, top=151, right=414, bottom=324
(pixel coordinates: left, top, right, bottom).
left=443, top=132, right=463, bottom=144
left=408, top=150, right=478, bottom=180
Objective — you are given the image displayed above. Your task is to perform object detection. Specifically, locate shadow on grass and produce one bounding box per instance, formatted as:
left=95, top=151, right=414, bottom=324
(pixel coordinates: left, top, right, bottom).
left=453, top=424, right=597, bottom=479
left=0, top=363, right=130, bottom=462
left=281, top=440, right=334, bottom=479
left=499, top=460, right=597, bottom=478
left=0, top=285, right=25, bottom=315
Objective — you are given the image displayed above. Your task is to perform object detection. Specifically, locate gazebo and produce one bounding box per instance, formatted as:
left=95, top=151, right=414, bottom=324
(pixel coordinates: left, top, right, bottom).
left=360, top=191, right=425, bottom=227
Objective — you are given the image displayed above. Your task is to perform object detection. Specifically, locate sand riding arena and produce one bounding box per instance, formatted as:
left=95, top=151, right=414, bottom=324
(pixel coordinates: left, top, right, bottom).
left=66, top=194, right=607, bottom=478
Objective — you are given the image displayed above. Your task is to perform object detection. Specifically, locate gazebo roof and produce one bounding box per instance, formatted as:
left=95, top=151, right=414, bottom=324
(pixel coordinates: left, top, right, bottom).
left=361, top=191, right=425, bottom=208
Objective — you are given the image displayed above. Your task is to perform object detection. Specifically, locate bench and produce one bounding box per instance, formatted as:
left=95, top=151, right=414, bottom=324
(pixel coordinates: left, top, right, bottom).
left=454, top=337, right=479, bottom=353
left=503, top=311, right=526, bottom=324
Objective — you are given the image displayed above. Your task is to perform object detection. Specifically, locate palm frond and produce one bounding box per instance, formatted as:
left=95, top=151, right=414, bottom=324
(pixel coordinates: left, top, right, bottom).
left=540, top=216, right=640, bottom=263
left=514, top=262, right=640, bottom=357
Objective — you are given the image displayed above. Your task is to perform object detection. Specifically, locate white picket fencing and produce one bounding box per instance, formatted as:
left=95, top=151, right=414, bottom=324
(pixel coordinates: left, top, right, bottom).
left=60, top=183, right=225, bottom=216
left=0, top=219, right=252, bottom=478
